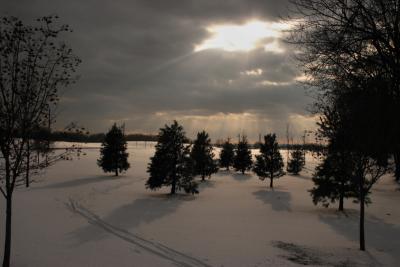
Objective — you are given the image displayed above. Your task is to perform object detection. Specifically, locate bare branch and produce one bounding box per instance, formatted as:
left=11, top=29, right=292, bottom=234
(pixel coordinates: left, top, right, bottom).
left=0, top=186, right=6, bottom=199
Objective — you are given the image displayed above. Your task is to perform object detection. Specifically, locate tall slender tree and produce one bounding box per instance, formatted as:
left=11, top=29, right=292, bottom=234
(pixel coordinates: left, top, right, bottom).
left=191, top=131, right=218, bottom=181
left=288, top=0, right=400, bottom=182
left=97, top=123, right=130, bottom=176
left=233, top=136, right=253, bottom=174
left=308, top=78, right=390, bottom=250
left=253, top=134, right=285, bottom=188
left=289, top=0, right=396, bottom=251
left=0, top=16, right=81, bottom=266
left=146, top=121, right=198, bottom=194
left=219, top=139, right=235, bottom=170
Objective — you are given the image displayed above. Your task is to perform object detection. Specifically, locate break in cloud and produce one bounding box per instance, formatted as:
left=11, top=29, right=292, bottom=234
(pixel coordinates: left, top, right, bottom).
left=1, top=0, right=317, bottom=142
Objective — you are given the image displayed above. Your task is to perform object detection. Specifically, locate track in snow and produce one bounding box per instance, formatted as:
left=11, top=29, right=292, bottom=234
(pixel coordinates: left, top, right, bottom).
left=65, top=198, right=213, bottom=267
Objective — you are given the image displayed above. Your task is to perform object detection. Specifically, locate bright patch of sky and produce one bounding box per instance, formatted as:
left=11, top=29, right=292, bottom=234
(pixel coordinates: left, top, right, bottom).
left=195, top=20, right=291, bottom=53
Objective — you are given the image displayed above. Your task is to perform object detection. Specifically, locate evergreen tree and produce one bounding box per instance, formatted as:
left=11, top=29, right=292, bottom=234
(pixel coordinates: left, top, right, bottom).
left=233, top=136, right=253, bottom=174
left=287, top=148, right=305, bottom=175
left=219, top=139, right=235, bottom=170
left=310, top=148, right=369, bottom=212
left=311, top=151, right=351, bottom=211
left=191, top=131, right=218, bottom=181
left=146, top=121, right=198, bottom=194
left=97, top=123, right=130, bottom=176
left=253, top=134, right=285, bottom=188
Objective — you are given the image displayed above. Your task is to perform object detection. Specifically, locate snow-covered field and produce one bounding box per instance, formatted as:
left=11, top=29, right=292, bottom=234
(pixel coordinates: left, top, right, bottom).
left=1, top=142, right=399, bottom=266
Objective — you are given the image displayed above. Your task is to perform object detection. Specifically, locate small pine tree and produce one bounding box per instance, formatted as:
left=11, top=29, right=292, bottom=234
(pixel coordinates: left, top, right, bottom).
left=287, top=148, right=305, bottom=175
left=219, top=139, right=235, bottom=170
left=191, top=131, right=218, bottom=181
left=97, top=123, right=130, bottom=176
left=253, top=134, right=285, bottom=188
left=310, top=149, right=360, bottom=211
left=146, top=121, right=198, bottom=194
left=233, top=136, right=253, bottom=174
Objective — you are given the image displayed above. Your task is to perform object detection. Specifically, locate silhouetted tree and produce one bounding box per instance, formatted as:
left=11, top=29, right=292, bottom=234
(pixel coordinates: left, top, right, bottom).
left=253, top=134, right=285, bottom=188
left=233, top=136, right=252, bottom=174
left=191, top=131, right=218, bottom=181
left=98, top=124, right=130, bottom=176
left=288, top=0, right=400, bottom=182
left=311, top=78, right=390, bottom=250
left=219, top=139, right=235, bottom=170
left=289, top=0, right=396, bottom=251
left=0, top=16, right=81, bottom=266
left=146, top=121, right=198, bottom=194
left=352, top=152, right=389, bottom=251
left=287, top=148, right=305, bottom=175
left=394, top=152, right=400, bottom=182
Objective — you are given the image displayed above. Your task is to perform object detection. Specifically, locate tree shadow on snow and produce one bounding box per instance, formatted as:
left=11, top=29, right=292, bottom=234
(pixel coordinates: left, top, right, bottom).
left=253, top=189, right=292, bottom=212
left=213, top=170, right=230, bottom=179
left=318, top=211, right=400, bottom=261
left=272, top=240, right=377, bottom=267
left=291, top=174, right=311, bottom=180
left=232, top=173, right=252, bottom=182
left=68, top=194, right=188, bottom=245
left=36, top=175, right=126, bottom=189
left=197, top=180, right=216, bottom=191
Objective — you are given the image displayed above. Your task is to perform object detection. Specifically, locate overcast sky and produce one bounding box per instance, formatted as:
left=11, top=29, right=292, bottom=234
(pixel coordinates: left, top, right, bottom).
left=1, top=0, right=317, bottom=142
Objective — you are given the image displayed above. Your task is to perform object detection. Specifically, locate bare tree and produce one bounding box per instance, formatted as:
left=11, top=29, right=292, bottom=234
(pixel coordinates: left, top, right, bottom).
left=288, top=0, right=400, bottom=179
left=0, top=16, right=81, bottom=267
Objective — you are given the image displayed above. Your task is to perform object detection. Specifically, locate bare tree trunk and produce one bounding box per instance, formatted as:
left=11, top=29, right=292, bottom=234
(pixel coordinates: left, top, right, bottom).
left=270, top=176, right=274, bottom=188
left=359, top=177, right=366, bottom=251
left=25, top=141, right=30, bottom=187
left=115, top=153, right=119, bottom=176
left=338, top=180, right=344, bottom=211
left=3, top=194, right=12, bottom=267
left=171, top=177, right=176, bottom=195
left=171, top=161, right=177, bottom=194
left=394, top=152, right=400, bottom=181
left=338, top=194, right=344, bottom=212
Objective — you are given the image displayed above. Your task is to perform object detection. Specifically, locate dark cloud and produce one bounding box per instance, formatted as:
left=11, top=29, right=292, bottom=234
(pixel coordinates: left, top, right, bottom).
left=1, top=0, right=315, bottom=141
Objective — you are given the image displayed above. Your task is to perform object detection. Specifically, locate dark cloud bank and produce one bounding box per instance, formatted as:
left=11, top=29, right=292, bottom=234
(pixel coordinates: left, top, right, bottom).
left=1, top=0, right=316, bottom=141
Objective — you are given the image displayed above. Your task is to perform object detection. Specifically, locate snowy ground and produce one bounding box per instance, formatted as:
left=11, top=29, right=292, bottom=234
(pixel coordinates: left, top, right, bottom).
left=1, top=142, right=399, bottom=266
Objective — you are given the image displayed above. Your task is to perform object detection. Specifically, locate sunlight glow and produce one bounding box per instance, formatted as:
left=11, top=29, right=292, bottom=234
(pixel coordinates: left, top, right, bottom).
left=149, top=110, right=317, bottom=142
left=258, top=80, right=293, bottom=86
left=241, top=68, right=263, bottom=76
left=194, top=20, right=291, bottom=52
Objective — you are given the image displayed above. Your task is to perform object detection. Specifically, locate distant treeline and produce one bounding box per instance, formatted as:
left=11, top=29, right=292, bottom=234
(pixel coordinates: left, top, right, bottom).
left=216, top=141, right=324, bottom=151
left=279, top=143, right=324, bottom=152
left=51, top=132, right=158, bottom=143
left=30, top=128, right=323, bottom=151
left=31, top=128, right=158, bottom=143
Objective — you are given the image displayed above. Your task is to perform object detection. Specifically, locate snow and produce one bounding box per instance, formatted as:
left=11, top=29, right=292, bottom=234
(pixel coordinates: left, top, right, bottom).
left=1, top=142, right=399, bottom=266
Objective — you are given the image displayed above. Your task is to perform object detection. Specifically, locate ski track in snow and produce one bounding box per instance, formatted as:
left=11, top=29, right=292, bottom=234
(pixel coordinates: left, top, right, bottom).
left=65, top=198, right=213, bottom=267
